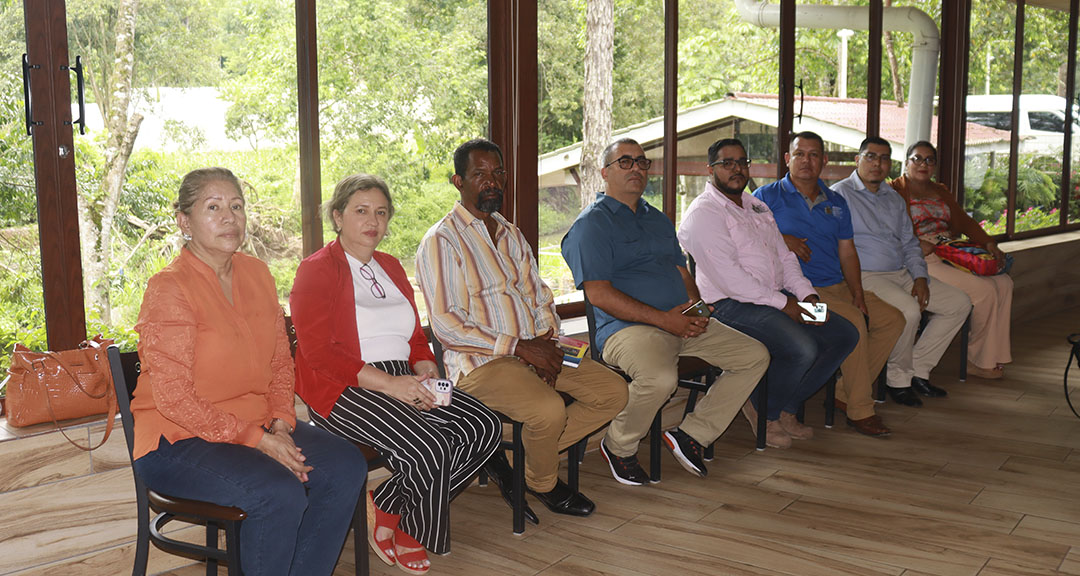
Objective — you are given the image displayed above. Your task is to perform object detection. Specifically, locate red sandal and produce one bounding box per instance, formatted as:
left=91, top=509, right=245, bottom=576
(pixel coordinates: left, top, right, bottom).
left=394, top=528, right=430, bottom=575
left=366, top=491, right=400, bottom=566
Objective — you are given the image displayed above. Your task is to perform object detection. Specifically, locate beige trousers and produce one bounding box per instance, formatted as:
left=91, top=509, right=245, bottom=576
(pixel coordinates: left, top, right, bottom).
left=815, top=282, right=905, bottom=420
left=600, top=318, right=768, bottom=456
left=861, top=269, right=972, bottom=388
left=926, top=254, right=1013, bottom=369
left=456, top=356, right=627, bottom=492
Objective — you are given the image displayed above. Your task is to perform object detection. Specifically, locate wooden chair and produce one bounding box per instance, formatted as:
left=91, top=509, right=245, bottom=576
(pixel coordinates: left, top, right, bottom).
left=430, top=337, right=587, bottom=535
left=108, top=345, right=245, bottom=576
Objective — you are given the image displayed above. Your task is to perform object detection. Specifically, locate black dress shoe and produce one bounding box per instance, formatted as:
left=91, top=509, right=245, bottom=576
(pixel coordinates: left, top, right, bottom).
left=483, top=452, right=539, bottom=525
left=911, top=376, right=947, bottom=398
left=528, top=479, right=595, bottom=517
left=885, top=385, right=923, bottom=407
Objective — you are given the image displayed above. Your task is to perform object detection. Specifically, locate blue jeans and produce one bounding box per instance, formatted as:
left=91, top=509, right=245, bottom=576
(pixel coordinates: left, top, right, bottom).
left=134, top=422, right=367, bottom=576
left=710, top=298, right=859, bottom=419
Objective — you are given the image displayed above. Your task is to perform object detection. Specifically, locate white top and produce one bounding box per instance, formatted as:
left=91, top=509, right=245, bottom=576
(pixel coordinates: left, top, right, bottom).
left=345, top=252, right=414, bottom=363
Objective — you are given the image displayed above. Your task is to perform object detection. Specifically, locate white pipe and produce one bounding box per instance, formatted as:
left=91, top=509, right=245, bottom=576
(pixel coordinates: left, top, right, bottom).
left=734, top=0, right=939, bottom=153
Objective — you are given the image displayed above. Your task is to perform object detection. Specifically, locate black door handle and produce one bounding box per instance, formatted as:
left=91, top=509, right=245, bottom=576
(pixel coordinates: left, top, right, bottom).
left=62, top=56, right=86, bottom=135
left=22, top=53, right=43, bottom=135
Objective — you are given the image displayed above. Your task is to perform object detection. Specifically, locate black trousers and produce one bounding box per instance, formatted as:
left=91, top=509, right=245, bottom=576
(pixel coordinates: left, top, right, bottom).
left=308, top=360, right=500, bottom=554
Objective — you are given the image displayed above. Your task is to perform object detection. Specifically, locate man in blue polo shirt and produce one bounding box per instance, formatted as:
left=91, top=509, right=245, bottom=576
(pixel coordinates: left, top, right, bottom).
left=754, top=131, right=904, bottom=436
left=562, top=138, right=767, bottom=485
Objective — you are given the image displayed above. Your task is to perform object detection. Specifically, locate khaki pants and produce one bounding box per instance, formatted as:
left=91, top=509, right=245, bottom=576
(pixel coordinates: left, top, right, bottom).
left=600, top=318, right=768, bottom=456
left=815, top=282, right=905, bottom=420
left=861, top=270, right=972, bottom=388
left=456, top=356, right=627, bottom=492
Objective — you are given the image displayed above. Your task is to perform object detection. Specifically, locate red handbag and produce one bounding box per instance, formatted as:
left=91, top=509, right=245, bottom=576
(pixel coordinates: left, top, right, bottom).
left=5, top=335, right=117, bottom=450
left=933, top=239, right=1010, bottom=276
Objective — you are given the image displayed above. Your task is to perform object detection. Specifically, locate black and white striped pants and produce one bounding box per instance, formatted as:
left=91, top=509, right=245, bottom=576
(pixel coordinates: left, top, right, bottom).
left=307, top=360, right=500, bottom=554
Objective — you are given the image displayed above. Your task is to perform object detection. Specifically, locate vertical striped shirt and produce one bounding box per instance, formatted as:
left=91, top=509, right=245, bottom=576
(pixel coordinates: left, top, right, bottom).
left=416, top=201, right=559, bottom=381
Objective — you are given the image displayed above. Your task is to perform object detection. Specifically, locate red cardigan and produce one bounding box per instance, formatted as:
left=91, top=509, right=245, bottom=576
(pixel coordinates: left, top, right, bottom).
left=290, top=239, right=435, bottom=417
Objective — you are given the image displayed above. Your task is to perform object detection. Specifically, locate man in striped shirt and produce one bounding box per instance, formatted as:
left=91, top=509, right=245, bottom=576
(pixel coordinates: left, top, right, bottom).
left=417, top=138, right=628, bottom=521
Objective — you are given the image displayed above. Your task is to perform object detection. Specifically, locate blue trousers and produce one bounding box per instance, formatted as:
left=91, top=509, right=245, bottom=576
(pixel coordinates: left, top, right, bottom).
left=710, top=298, right=859, bottom=419
left=134, top=422, right=367, bottom=576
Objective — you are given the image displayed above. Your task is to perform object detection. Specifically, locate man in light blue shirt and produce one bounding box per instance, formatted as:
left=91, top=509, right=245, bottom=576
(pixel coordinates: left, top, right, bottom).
left=832, top=137, right=971, bottom=404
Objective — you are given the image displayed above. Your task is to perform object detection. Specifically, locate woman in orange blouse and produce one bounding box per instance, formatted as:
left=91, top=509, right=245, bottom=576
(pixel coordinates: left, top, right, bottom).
left=891, top=142, right=1013, bottom=379
left=131, top=167, right=367, bottom=576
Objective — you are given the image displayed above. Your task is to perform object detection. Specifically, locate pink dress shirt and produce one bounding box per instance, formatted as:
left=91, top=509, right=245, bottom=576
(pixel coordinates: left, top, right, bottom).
left=678, top=181, right=815, bottom=310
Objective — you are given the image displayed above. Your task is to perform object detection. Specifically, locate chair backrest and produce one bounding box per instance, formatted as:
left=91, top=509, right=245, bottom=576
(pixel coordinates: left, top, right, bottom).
left=581, top=295, right=603, bottom=363
left=284, top=315, right=299, bottom=357
left=107, top=345, right=142, bottom=464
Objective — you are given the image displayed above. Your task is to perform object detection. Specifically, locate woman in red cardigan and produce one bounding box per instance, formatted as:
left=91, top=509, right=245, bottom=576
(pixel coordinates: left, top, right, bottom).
left=290, top=173, right=500, bottom=575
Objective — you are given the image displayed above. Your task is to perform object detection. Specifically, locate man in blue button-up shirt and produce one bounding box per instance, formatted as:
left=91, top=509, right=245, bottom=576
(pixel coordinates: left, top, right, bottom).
left=832, top=137, right=971, bottom=405
left=562, top=138, right=767, bottom=485
left=756, top=131, right=904, bottom=435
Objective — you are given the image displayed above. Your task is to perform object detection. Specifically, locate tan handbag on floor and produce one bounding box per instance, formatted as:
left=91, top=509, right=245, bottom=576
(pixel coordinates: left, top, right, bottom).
left=5, top=335, right=117, bottom=450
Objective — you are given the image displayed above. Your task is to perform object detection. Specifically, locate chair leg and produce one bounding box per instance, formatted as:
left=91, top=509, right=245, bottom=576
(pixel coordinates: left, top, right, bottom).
left=824, top=372, right=836, bottom=428
left=649, top=409, right=663, bottom=483
left=478, top=466, right=489, bottom=487
left=133, top=504, right=150, bottom=576
left=224, top=520, right=242, bottom=576
left=205, top=523, right=219, bottom=576
left=567, top=436, right=586, bottom=493
left=796, top=402, right=806, bottom=423
left=511, top=423, right=525, bottom=535
left=875, top=367, right=887, bottom=403
left=959, top=311, right=971, bottom=382
left=355, top=476, right=369, bottom=576
left=755, top=376, right=768, bottom=451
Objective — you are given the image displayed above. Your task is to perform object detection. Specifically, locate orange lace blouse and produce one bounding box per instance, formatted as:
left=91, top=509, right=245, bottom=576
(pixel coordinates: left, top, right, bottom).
left=130, top=248, right=297, bottom=460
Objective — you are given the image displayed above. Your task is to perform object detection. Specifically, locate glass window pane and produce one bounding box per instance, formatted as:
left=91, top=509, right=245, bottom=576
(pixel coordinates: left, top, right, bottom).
left=964, top=0, right=1015, bottom=234
left=0, top=5, right=47, bottom=364
left=315, top=1, right=488, bottom=321
left=676, top=0, right=780, bottom=226
left=537, top=0, right=664, bottom=304
left=1016, top=2, right=1069, bottom=232
left=881, top=0, right=939, bottom=183
left=63, top=0, right=300, bottom=339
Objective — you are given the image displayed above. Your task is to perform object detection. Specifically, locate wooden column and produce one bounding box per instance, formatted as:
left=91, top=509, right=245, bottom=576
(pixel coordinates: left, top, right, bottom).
left=1006, top=0, right=1025, bottom=237
left=662, top=0, right=678, bottom=222
left=938, top=0, right=971, bottom=200
left=295, top=0, right=323, bottom=256
left=24, top=0, right=86, bottom=349
left=1060, top=0, right=1079, bottom=226
left=489, top=1, right=539, bottom=253
left=867, top=0, right=882, bottom=138
left=777, top=0, right=796, bottom=176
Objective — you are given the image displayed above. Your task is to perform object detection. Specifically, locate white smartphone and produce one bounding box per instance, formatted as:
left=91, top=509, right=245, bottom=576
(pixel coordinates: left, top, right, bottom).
left=797, top=302, right=828, bottom=323
left=423, top=378, right=454, bottom=407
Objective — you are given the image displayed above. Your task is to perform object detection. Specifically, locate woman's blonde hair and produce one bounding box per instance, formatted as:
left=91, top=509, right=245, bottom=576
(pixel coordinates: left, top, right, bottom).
left=324, top=173, right=394, bottom=233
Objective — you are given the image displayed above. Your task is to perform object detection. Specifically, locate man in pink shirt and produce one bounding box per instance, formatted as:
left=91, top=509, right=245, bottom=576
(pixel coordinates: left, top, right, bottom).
left=678, top=138, right=859, bottom=449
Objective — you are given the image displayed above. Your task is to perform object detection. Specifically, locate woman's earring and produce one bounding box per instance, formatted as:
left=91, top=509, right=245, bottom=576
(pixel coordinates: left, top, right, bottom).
left=182, top=232, right=192, bottom=241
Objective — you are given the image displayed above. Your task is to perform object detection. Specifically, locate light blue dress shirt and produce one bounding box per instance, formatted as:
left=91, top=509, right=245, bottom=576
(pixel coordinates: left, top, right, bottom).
left=831, top=171, right=928, bottom=280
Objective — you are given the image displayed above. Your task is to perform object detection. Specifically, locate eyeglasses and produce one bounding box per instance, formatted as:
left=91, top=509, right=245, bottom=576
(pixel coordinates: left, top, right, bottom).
left=358, top=263, right=386, bottom=299
left=860, top=152, right=891, bottom=164
left=908, top=155, right=938, bottom=167
left=604, top=155, right=653, bottom=171
left=709, top=158, right=752, bottom=170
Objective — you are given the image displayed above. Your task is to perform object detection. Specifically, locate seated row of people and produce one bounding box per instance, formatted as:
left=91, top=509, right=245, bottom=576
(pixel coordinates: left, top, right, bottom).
left=128, top=131, right=1011, bottom=574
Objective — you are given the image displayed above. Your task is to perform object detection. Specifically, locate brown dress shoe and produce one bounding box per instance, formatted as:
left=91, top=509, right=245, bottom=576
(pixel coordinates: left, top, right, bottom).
left=846, top=414, right=891, bottom=437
